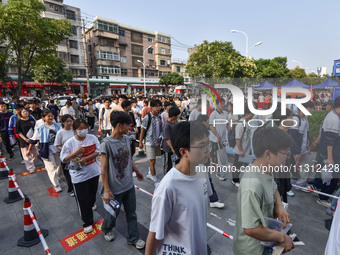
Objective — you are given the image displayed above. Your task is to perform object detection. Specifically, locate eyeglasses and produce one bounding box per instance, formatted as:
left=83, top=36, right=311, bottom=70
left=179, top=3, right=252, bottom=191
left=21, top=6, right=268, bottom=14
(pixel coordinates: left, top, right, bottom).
left=190, top=143, right=210, bottom=153
left=278, top=151, right=291, bottom=157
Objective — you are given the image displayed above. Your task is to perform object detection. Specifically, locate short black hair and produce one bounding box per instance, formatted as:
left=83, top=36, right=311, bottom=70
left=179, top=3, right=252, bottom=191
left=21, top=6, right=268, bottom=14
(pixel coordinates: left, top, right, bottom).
left=196, top=114, right=209, bottom=123
left=164, top=101, right=171, bottom=108
left=196, top=98, right=202, bottom=105
left=171, top=121, right=209, bottom=159
left=14, top=104, right=24, bottom=110
left=334, top=96, right=340, bottom=108
left=253, top=127, right=292, bottom=158
left=150, top=99, right=161, bottom=107
left=243, top=104, right=252, bottom=116
left=104, top=98, right=111, bottom=103
left=271, top=107, right=292, bottom=127
left=169, top=106, right=180, bottom=118
left=42, top=109, right=52, bottom=117
left=121, top=99, right=132, bottom=109
left=73, top=119, right=88, bottom=130
left=61, top=114, right=73, bottom=123
left=110, top=111, right=131, bottom=128
left=118, top=95, right=128, bottom=100
left=0, top=101, right=6, bottom=106
left=49, top=99, right=55, bottom=104
left=65, top=100, right=72, bottom=106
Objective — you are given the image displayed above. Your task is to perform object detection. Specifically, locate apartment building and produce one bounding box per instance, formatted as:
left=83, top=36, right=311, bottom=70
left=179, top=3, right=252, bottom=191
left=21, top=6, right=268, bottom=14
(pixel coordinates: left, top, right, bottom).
left=171, top=59, right=191, bottom=84
left=85, top=16, right=172, bottom=78
left=41, top=0, right=86, bottom=77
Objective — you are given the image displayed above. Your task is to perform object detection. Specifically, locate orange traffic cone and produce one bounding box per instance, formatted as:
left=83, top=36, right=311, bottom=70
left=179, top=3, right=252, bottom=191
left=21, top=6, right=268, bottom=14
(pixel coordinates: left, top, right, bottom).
left=17, top=195, right=48, bottom=247
left=4, top=170, right=21, bottom=204
left=0, top=155, right=8, bottom=180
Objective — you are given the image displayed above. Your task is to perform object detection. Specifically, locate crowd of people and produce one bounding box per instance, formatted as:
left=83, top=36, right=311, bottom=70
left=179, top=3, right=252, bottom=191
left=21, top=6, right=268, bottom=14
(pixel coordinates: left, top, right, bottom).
left=1, top=91, right=339, bottom=254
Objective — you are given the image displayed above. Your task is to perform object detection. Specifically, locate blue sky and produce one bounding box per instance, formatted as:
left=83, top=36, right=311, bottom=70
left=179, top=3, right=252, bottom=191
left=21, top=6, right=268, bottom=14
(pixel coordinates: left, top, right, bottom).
left=66, top=0, right=340, bottom=74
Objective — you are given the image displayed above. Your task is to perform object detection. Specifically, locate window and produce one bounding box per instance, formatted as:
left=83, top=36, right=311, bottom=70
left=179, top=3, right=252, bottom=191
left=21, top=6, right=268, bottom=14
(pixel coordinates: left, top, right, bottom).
left=131, top=44, right=143, bottom=55
left=71, top=26, right=77, bottom=35
left=131, top=31, right=143, bottom=43
left=70, top=55, right=79, bottom=63
left=160, top=60, right=166, bottom=66
left=167, top=48, right=171, bottom=55
left=69, top=40, right=78, bottom=49
left=100, top=38, right=115, bottom=47
left=149, top=60, right=155, bottom=67
left=98, top=65, right=121, bottom=74
left=66, top=10, right=76, bottom=20
left=176, top=66, right=181, bottom=72
left=119, top=29, right=125, bottom=37
left=47, top=3, right=63, bottom=13
left=132, top=69, right=139, bottom=77
left=94, top=20, right=119, bottom=34
left=120, top=56, right=127, bottom=63
left=185, top=78, right=189, bottom=82
left=97, top=51, right=120, bottom=61
left=161, top=48, right=165, bottom=55
left=79, top=69, right=86, bottom=76
left=148, top=36, right=153, bottom=42
left=71, top=69, right=78, bottom=75
left=121, top=69, right=127, bottom=76
left=132, top=57, right=143, bottom=67
left=159, top=71, right=162, bottom=76
left=148, top=48, right=153, bottom=54
left=119, top=44, right=126, bottom=51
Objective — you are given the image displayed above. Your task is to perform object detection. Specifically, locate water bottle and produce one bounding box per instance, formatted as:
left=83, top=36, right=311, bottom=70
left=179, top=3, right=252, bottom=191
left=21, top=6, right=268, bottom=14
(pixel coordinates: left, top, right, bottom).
left=108, top=198, right=120, bottom=209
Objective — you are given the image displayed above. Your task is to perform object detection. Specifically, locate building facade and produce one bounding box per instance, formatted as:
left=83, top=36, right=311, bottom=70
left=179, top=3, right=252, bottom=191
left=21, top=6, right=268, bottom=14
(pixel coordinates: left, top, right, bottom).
left=171, top=60, right=191, bottom=84
left=85, top=17, right=172, bottom=79
left=41, top=0, right=86, bottom=78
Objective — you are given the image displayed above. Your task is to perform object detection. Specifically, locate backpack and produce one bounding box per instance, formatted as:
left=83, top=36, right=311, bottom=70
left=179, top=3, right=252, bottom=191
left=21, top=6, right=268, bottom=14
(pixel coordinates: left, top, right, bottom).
left=228, top=124, right=246, bottom=148
left=141, top=112, right=161, bottom=140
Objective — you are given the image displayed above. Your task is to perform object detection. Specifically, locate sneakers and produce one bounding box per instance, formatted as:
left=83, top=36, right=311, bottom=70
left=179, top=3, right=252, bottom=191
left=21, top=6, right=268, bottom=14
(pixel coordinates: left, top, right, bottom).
left=286, top=190, right=295, bottom=197
left=317, top=198, right=331, bottom=208
left=132, top=172, right=137, bottom=177
left=53, top=185, right=62, bottom=193
left=308, top=185, right=319, bottom=196
left=146, top=174, right=153, bottom=181
left=92, top=204, right=97, bottom=211
left=210, top=201, right=225, bottom=208
left=69, top=191, right=75, bottom=197
left=128, top=238, right=145, bottom=249
left=216, top=173, right=226, bottom=181
left=104, top=231, right=115, bottom=242
left=231, top=181, right=240, bottom=188
left=21, top=160, right=25, bottom=165
left=29, top=169, right=35, bottom=174
left=84, top=225, right=93, bottom=234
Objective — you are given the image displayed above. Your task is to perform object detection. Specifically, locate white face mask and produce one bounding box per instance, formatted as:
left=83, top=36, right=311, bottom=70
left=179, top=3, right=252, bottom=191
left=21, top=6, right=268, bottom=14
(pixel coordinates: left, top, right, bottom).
left=77, top=129, right=88, bottom=137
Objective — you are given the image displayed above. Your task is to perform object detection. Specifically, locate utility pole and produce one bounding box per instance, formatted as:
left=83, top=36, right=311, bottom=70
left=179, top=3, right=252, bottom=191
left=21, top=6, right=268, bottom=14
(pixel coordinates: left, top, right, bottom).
left=82, top=18, right=91, bottom=96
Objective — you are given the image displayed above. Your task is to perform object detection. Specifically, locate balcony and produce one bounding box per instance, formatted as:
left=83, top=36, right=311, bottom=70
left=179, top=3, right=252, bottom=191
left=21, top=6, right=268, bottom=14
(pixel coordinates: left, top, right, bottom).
left=94, top=30, right=119, bottom=40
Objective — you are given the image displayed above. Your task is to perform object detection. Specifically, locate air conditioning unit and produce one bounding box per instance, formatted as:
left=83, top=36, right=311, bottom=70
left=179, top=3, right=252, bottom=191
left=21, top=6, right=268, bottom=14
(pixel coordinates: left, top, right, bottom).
left=152, top=65, right=156, bottom=68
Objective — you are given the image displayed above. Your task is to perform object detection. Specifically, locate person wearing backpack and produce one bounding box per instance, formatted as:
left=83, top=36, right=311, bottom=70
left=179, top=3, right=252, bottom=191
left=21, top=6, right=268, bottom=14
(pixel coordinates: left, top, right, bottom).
left=288, top=101, right=314, bottom=190
left=99, top=98, right=112, bottom=140
left=231, top=105, right=254, bottom=187
left=139, top=99, right=163, bottom=186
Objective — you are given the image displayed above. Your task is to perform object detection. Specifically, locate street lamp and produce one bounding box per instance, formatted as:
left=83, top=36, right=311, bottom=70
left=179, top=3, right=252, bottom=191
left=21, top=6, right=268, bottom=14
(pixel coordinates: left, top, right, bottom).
left=231, top=30, right=248, bottom=57
left=248, top=41, right=263, bottom=53
left=137, top=45, right=153, bottom=97
left=292, top=60, right=302, bottom=68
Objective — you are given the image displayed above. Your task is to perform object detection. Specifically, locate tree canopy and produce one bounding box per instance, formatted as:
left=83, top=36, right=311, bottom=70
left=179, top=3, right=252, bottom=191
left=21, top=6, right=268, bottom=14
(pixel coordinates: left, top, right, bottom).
left=0, top=0, right=72, bottom=97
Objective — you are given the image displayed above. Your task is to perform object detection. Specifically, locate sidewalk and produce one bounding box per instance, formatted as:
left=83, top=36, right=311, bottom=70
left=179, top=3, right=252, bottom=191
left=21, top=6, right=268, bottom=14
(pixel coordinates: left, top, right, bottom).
left=0, top=141, right=332, bottom=255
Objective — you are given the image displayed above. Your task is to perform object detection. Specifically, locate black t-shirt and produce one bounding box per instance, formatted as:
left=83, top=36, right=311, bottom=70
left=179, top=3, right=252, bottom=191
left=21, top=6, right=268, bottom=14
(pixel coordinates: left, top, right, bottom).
left=30, top=108, right=42, bottom=120
left=15, top=117, right=36, bottom=147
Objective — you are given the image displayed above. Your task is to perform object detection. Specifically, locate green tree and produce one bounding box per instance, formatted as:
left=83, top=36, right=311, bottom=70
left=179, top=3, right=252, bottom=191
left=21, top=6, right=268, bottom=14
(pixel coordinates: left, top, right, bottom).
left=0, top=0, right=72, bottom=97
left=186, top=40, right=256, bottom=79
left=254, top=57, right=289, bottom=78
left=159, top=72, right=184, bottom=94
left=32, top=56, right=73, bottom=86
left=287, top=66, right=307, bottom=79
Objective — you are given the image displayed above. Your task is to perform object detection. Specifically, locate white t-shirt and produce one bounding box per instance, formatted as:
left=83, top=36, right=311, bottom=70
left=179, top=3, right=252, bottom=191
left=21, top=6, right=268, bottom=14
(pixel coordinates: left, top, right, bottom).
left=32, top=124, right=59, bottom=154
left=258, top=95, right=264, bottom=103
left=60, top=106, right=75, bottom=117
left=209, top=110, right=228, bottom=143
left=291, top=115, right=309, bottom=155
left=99, top=107, right=112, bottom=130
left=54, top=129, right=74, bottom=147
left=149, top=167, right=210, bottom=255
left=188, top=109, right=200, bottom=121
left=233, top=119, right=252, bottom=155
left=132, top=106, right=142, bottom=127
left=60, top=134, right=101, bottom=184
